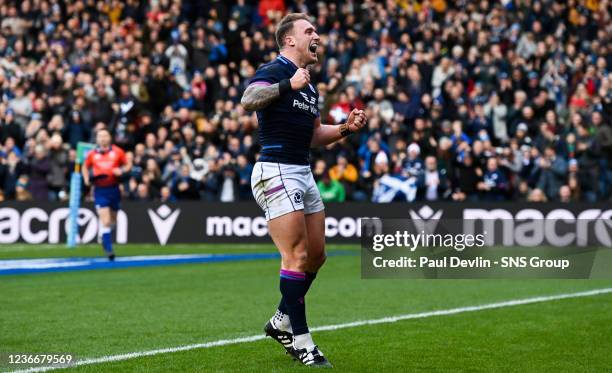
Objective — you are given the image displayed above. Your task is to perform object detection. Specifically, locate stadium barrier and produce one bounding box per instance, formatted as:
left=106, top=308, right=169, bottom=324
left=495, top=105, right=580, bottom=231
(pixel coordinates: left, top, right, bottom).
left=0, top=202, right=610, bottom=245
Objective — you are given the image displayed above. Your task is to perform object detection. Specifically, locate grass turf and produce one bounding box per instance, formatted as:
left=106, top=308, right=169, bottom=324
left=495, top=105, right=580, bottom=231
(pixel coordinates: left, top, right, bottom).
left=1, top=244, right=611, bottom=372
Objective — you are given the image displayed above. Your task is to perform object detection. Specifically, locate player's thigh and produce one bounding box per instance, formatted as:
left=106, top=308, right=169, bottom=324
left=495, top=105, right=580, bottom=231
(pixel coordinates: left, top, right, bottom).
left=305, top=210, right=326, bottom=269
left=303, top=170, right=324, bottom=217
left=268, top=210, right=308, bottom=270
left=97, top=207, right=111, bottom=227
left=251, top=162, right=306, bottom=221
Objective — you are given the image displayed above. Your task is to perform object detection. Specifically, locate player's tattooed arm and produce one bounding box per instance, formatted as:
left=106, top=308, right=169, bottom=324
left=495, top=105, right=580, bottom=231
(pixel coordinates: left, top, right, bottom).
left=242, top=69, right=310, bottom=111
left=240, top=83, right=281, bottom=111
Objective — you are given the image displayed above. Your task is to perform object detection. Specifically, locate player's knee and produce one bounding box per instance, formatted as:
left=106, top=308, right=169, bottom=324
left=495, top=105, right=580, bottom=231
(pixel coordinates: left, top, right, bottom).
left=295, top=251, right=309, bottom=269
left=292, top=247, right=309, bottom=270
left=310, top=250, right=327, bottom=269
left=99, top=215, right=111, bottom=227
left=319, top=251, right=327, bottom=266
left=283, top=243, right=309, bottom=271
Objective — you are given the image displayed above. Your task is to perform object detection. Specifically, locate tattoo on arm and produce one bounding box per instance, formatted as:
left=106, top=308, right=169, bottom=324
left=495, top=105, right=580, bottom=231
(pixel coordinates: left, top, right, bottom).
left=240, top=84, right=280, bottom=111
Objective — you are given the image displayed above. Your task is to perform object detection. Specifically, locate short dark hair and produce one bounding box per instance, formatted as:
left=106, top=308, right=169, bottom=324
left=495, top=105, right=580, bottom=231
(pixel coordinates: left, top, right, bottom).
left=97, top=127, right=112, bottom=136
left=275, top=13, right=310, bottom=49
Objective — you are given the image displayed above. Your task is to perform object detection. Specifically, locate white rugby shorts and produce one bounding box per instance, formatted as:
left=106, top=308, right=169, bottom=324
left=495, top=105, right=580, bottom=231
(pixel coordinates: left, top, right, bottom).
left=251, top=162, right=325, bottom=221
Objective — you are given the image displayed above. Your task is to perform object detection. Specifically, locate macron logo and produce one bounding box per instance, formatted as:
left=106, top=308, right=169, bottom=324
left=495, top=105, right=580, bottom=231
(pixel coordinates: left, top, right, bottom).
left=409, top=205, right=443, bottom=234
left=148, top=205, right=180, bottom=245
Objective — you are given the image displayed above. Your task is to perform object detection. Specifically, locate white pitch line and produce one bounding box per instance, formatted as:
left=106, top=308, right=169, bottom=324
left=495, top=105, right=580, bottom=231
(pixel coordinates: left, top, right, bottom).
left=9, top=287, right=612, bottom=373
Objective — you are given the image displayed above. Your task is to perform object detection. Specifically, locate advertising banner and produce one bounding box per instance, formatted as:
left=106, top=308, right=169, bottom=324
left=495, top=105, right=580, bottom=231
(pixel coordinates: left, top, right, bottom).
left=0, top=202, right=610, bottom=246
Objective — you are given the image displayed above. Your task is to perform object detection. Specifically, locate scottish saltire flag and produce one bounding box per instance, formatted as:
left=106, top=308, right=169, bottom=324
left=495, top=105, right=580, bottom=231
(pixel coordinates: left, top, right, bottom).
left=372, top=175, right=417, bottom=203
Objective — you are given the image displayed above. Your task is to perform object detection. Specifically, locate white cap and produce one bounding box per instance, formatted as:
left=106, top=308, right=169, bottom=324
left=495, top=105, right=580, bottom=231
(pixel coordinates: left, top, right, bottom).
left=407, top=143, right=421, bottom=155
left=375, top=151, right=389, bottom=165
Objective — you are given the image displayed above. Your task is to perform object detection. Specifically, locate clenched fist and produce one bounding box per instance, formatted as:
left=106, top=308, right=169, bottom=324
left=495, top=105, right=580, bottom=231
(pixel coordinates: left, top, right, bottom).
left=346, top=109, right=368, bottom=133
left=290, top=68, right=310, bottom=90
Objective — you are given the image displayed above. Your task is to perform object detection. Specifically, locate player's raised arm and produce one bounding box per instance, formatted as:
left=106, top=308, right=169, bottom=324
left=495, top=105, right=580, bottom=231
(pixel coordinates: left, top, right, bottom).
left=241, top=68, right=310, bottom=111
left=310, top=109, right=367, bottom=147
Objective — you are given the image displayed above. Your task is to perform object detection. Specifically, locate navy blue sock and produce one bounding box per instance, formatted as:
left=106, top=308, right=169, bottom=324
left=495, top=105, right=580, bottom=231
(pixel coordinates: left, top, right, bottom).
left=278, top=271, right=317, bottom=314
left=101, top=226, right=113, bottom=254
left=306, top=271, right=317, bottom=290
left=279, top=269, right=309, bottom=335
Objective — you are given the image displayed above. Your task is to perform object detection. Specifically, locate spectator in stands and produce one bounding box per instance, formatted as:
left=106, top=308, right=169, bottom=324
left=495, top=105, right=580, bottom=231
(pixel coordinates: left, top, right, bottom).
left=200, top=160, right=221, bottom=201
left=418, top=155, right=448, bottom=201
left=27, top=144, right=50, bottom=201
left=452, top=153, right=480, bottom=202
left=47, top=134, right=68, bottom=201
left=532, top=146, right=568, bottom=201
left=318, top=172, right=345, bottom=203
left=15, top=175, right=32, bottom=201
left=136, top=183, right=153, bottom=201
left=0, top=151, right=25, bottom=199
left=219, top=165, right=239, bottom=202
left=329, top=154, right=358, bottom=195
left=478, top=157, right=508, bottom=201
left=527, top=188, right=548, bottom=203
left=160, top=186, right=176, bottom=203
left=236, top=154, right=254, bottom=200
left=172, top=164, right=198, bottom=200
left=559, top=185, right=572, bottom=203
left=401, top=143, right=423, bottom=179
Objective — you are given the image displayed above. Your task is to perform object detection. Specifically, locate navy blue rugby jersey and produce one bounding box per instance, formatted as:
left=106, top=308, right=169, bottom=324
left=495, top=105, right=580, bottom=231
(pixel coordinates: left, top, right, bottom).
left=248, top=55, right=320, bottom=165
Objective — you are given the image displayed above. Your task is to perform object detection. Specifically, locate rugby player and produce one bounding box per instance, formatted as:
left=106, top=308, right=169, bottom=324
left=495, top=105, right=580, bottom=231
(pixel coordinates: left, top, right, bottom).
left=241, top=13, right=367, bottom=367
left=82, top=128, right=131, bottom=261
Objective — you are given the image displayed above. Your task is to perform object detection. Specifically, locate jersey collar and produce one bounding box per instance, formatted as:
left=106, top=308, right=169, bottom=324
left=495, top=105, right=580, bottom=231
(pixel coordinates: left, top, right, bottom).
left=96, top=145, right=111, bottom=153
left=277, top=54, right=298, bottom=70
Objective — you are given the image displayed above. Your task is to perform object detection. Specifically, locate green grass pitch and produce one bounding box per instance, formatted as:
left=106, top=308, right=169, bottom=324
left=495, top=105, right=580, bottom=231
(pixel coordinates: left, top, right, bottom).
left=1, top=244, right=611, bottom=372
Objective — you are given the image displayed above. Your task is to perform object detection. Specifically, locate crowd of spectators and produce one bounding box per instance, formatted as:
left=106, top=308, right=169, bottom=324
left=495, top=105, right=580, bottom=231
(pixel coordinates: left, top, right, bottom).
left=0, top=0, right=610, bottom=204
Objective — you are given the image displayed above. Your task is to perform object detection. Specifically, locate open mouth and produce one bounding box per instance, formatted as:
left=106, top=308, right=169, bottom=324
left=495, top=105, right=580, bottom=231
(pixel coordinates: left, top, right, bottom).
left=309, top=42, right=318, bottom=55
